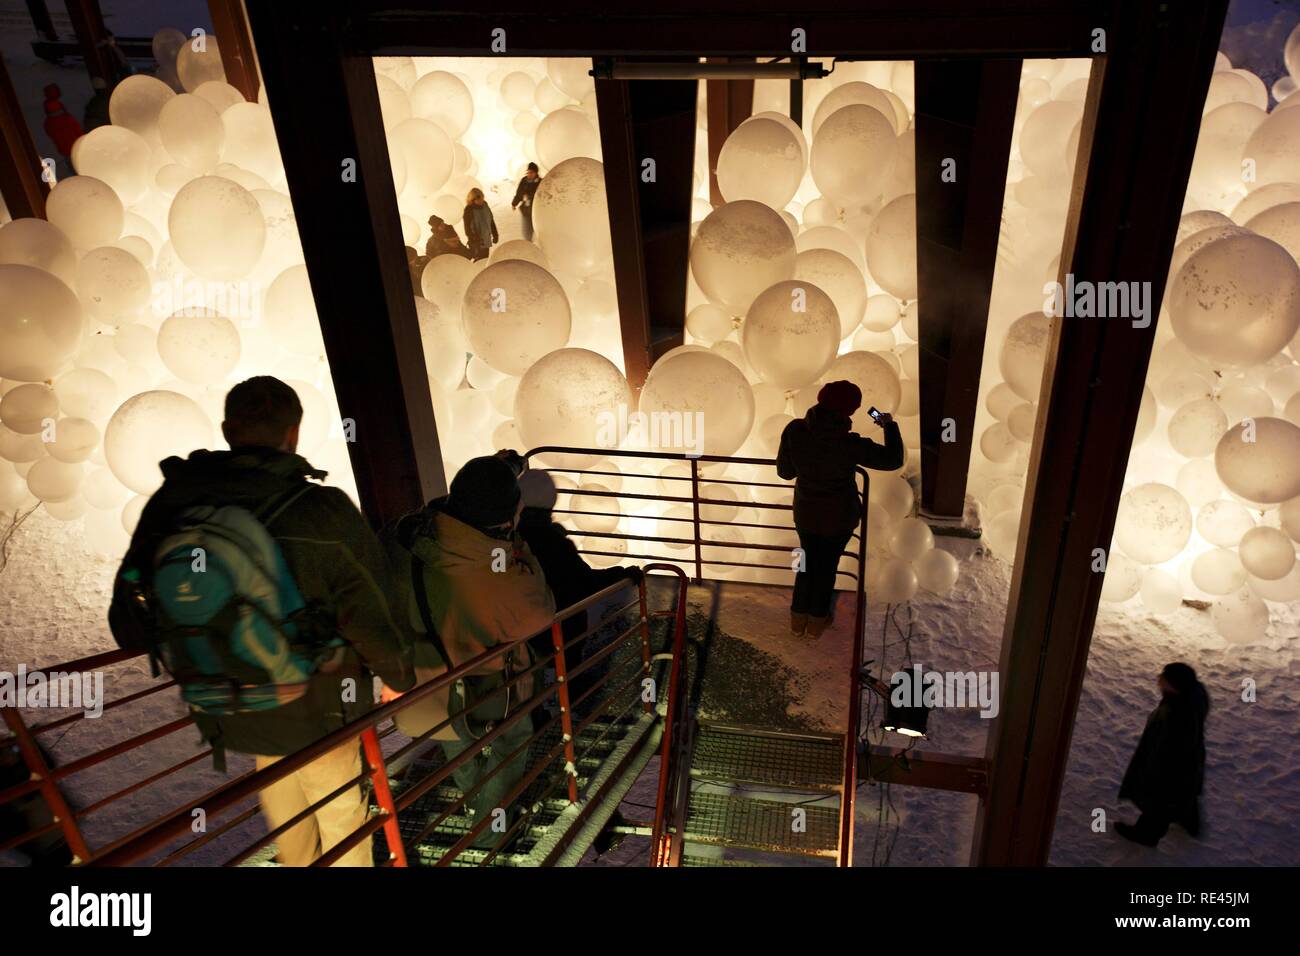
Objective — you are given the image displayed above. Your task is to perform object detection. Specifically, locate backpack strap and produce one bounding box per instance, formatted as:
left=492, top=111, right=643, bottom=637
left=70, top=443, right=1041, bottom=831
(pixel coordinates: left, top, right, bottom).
left=256, top=482, right=315, bottom=529
left=409, top=554, right=452, bottom=669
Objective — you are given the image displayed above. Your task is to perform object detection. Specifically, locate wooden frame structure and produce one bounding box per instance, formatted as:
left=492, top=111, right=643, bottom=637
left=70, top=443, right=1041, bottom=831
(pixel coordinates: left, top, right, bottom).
left=240, top=0, right=1227, bottom=865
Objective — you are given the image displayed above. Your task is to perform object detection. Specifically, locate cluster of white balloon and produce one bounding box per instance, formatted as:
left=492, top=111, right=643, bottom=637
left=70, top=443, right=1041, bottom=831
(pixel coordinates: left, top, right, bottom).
left=974, top=30, right=1300, bottom=645
left=0, top=31, right=358, bottom=558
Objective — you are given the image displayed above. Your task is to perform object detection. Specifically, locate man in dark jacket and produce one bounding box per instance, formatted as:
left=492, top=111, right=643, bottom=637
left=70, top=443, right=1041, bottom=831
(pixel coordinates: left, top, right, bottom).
left=511, top=163, right=542, bottom=241
left=108, top=376, right=413, bottom=866
left=425, top=214, right=471, bottom=260
left=515, top=470, right=641, bottom=708
left=1117, top=662, right=1209, bottom=847
left=777, top=380, right=904, bottom=637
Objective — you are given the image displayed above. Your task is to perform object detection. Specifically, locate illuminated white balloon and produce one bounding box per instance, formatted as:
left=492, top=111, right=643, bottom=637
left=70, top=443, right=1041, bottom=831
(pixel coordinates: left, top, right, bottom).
left=640, top=351, right=754, bottom=457
left=547, top=58, right=594, bottom=101
left=46, top=417, right=100, bottom=463
left=1238, top=526, right=1296, bottom=580
left=717, top=116, right=805, bottom=210
left=1170, top=234, right=1300, bottom=367
left=1114, top=483, right=1192, bottom=565
left=690, top=200, right=796, bottom=315
left=811, top=105, right=897, bottom=206
left=462, top=259, right=572, bottom=376
left=221, top=103, right=283, bottom=185
left=0, top=265, right=83, bottom=382
left=1139, top=569, right=1182, bottom=614
left=514, top=348, right=633, bottom=467
left=0, top=218, right=77, bottom=287
left=264, top=265, right=325, bottom=355
left=571, top=483, right=620, bottom=533
left=1167, top=397, right=1228, bottom=458
left=157, top=309, right=241, bottom=384
left=489, top=239, right=549, bottom=269
left=872, top=557, right=918, bottom=603
left=812, top=82, right=899, bottom=136
left=104, top=390, right=214, bottom=495
left=0, top=384, right=58, bottom=434
left=177, top=36, right=225, bottom=92
left=108, top=74, right=175, bottom=146
left=1190, top=548, right=1246, bottom=595
left=1175, top=457, right=1223, bottom=507
left=1100, top=551, right=1142, bottom=602
left=915, top=547, right=959, bottom=595
left=1197, top=498, right=1255, bottom=547
left=26, top=457, right=84, bottom=503
left=741, top=280, right=841, bottom=388
left=795, top=248, right=866, bottom=337
left=158, top=93, right=224, bottom=171
left=686, top=304, right=734, bottom=345
left=420, top=254, right=478, bottom=319
left=1214, top=417, right=1300, bottom=504
left=999, top=312, right=1052, bottom=403
left=1210, top=587, right=1270, bottom=644
left=193, top=80, right=244, bottom=114
left=890, top=516, right=933, bottom=561
left=46, top=176, right=124, bottom=250
left=168, top=176, right=266, bottom=280
left=1242, top=103, right=1300, bottom=187
left=864, top=194, right=917, bottom=300
left=76, top=246, right=151, bottom=322
left=391, top=119, right=454, bottom=199
left=409, top=71, right=474, bottom=139
left=72, top=125, right=153, bottom=204
left=54, top=368, right=118, bottom=421
left=536, top=107, right=600, bottom=168
left=533, top=157, right=613, bottom=278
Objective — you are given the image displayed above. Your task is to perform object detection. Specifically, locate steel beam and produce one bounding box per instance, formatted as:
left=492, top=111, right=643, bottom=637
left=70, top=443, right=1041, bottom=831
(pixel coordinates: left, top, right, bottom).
left=915, top=58, right=1021, bottom=518
left=973, top=0, right=1228, bottom=865
left=243, top=1, right=445, bottom=527
left=863, top=746, right=988, bottom=796
left=208, top=0, right=261, bottom=103
left=63, top=0, right=119, bottom=90
left=0, top=52, right=47, bottom=220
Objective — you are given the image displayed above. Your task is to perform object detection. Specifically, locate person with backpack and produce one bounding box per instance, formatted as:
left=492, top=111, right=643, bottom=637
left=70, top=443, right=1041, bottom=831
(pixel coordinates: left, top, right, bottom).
left=108, top=376, right=413, bottom=867
left=463, top=187, right=498, bottom=262
left=382, top=451, right=554, bottom=849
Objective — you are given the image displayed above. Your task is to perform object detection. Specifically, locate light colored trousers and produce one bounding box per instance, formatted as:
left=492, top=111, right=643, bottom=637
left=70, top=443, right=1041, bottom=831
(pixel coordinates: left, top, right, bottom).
left=254, top=738, right=373, bottom=867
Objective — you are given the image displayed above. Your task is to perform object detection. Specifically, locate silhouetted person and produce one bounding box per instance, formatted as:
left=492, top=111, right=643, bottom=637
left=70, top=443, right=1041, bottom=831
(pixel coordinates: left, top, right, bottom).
left=516, top=470, right=642, bottom=708
left=425, top=213, right=471, bottom=260
left=0, top=741, right=73, bottom=867
left=511, top=163, right=542, bottom=242
left=777, top=380, right=904, bottom=637
left=385, top=452, right=553, bottom=848
left=83, top=76, right=110, bottom=132
left=109, top=376, right=413, bottom=866
left=1117, top=662, right=1209, bottom=847
left=463, top=187, right=498, bottom=261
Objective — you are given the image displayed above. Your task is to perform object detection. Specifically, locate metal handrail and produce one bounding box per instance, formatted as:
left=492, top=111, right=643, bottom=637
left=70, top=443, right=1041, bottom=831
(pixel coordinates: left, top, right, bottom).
left=3, top=444, right=868, bottom=867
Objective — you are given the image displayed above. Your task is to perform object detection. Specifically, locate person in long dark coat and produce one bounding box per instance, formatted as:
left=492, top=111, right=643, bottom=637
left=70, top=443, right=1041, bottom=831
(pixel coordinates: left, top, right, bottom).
left=463, top=188, right=499, bottom=261
left=1117, top=661, right=1209, bottom=846
left=777, top=380, right=904, bottom=637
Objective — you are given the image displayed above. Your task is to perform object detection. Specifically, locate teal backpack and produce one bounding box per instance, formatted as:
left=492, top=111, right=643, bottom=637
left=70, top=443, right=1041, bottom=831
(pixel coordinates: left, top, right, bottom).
left=140, top=485, right=342, bottom=717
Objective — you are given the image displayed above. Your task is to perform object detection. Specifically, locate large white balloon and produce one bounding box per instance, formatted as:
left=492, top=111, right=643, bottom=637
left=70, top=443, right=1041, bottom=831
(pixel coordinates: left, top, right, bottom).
left=168, top=176, right=266, bottom=280
left=532, top=157, right=613, bottom=278
left=108, top=74, right=176, bottom=147
left=0, top=383, right=58, bottom=434
left=177, top=36, right=225, bottom=92
left=72, top=125, right=153, bottom=204
left=639, top=351, right=754, bottom=457
left=390, top=118, right=454, bottom=198
left=514, top=348, right=632, bottom=467
left=76, top=246, right=151, bottom=323
left=999, top=312, right=1053, bottom=402
left=717, top=116, right=805, bottom=210
left=416, top=295, right=468, bottom=391
left=264, top=265, right=325, bottom=355
left=1114, top=483, right=1193, bottom=565
left=536, top=107, right=601, bottom=168
left=741, top=280, right=841, bottom=388
left=462, top=259, right=572, bottom=375
left=46, top=176, right=124, bottom=250
left=104, top=391, right=214, bottom=496
left=794, top=248, right=866, bottom=336
left=690, top=200, right=796, bottom=315
left=159, top=93, right=225, bottom=171
left=0, top=265, right=84, bottom=382
left=157, top=309, right=241, bottom=384
left=864, top=194, right=918, bottom=301
left=409, top=71, right=475, bottom=139
left=0, top=218, right=77, bottom=287
left=1210, top=587, right=1270, bottom=643
left=811, top=105, right=897, bottom=207
left=1239, top=526, right=1296, bottom=580
left=1214, top=417, right=1300, bottom=504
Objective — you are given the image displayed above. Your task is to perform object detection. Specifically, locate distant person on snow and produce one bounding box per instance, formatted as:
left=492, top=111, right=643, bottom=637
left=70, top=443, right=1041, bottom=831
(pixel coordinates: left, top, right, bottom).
left=511, top=162, right=542, bottom=242
left=463, top=187, right=499, bottom=261
left=1117, top=662, right=1210, bottom=847
left=777, top=380, right=904, bottom=637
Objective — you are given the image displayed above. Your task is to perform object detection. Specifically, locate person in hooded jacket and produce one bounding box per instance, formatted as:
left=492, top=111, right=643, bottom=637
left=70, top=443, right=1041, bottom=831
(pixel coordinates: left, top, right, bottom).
left=515, top=469, right=642, bottom=711
left=777, top=380, right=904, bottom=637
left=463, top=187, right=499, bottom=262
left=108, top=376, right=413, bottom=867
left=425, top=213, right=471, bottom=260
left=386, top=452, right=554, bottom=847
left=1117, top=662, right=1210, bottom=847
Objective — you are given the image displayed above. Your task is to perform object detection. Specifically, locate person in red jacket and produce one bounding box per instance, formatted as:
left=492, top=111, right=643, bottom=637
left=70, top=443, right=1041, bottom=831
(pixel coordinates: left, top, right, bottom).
left=42, top=84, right=83, bottom=174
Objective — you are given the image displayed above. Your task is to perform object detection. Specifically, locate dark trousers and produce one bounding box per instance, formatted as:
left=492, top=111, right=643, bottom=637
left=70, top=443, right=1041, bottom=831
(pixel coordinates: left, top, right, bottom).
left=792, top=531, right=852, bottom=617
left=520, top=208, right=534, bottom=241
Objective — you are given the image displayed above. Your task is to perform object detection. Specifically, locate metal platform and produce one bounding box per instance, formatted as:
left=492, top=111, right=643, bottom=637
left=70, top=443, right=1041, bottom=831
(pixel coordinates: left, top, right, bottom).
left=682, top=791, right=840, bottom=858
left=690, top=724, right=844, bottom=791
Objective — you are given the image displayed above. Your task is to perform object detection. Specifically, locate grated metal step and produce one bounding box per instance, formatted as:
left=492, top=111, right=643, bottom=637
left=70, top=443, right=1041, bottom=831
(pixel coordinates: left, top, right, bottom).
left=680, top=854, right=761, bottom=868
left=681, top=791, right=840, bottom=859
left=690, top=723, right=845, bottom=791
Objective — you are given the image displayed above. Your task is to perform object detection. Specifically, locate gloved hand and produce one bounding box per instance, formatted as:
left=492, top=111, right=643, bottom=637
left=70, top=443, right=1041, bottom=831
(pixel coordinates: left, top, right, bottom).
left=623, top=566, right=645, bottom=586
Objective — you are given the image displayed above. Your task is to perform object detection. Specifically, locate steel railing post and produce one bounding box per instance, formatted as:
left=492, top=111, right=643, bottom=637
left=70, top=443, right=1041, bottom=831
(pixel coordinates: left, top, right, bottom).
left=2, top=704, right=93, bottom=864
left=689, top=457, right=703, bottom=583
left=361, top=726, right=408, bottom=867
left=550, top=620, right=581, bottom=804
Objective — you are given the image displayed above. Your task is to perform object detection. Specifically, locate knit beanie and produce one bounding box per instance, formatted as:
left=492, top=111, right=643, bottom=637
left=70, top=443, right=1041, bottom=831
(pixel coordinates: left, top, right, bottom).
left=447, top=455, right=522, bottom=529
left=817, top=380, right=863, bottom=417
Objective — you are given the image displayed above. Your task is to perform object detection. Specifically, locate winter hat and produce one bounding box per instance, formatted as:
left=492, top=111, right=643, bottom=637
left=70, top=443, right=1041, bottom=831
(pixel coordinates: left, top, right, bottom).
left=817, top=380, right=862, bottom=417
left=1161, top=662, right=1198, bottom=694
left=447, top=455, right=522, bottom=529
left=518, top=469, right=558, bottom=511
